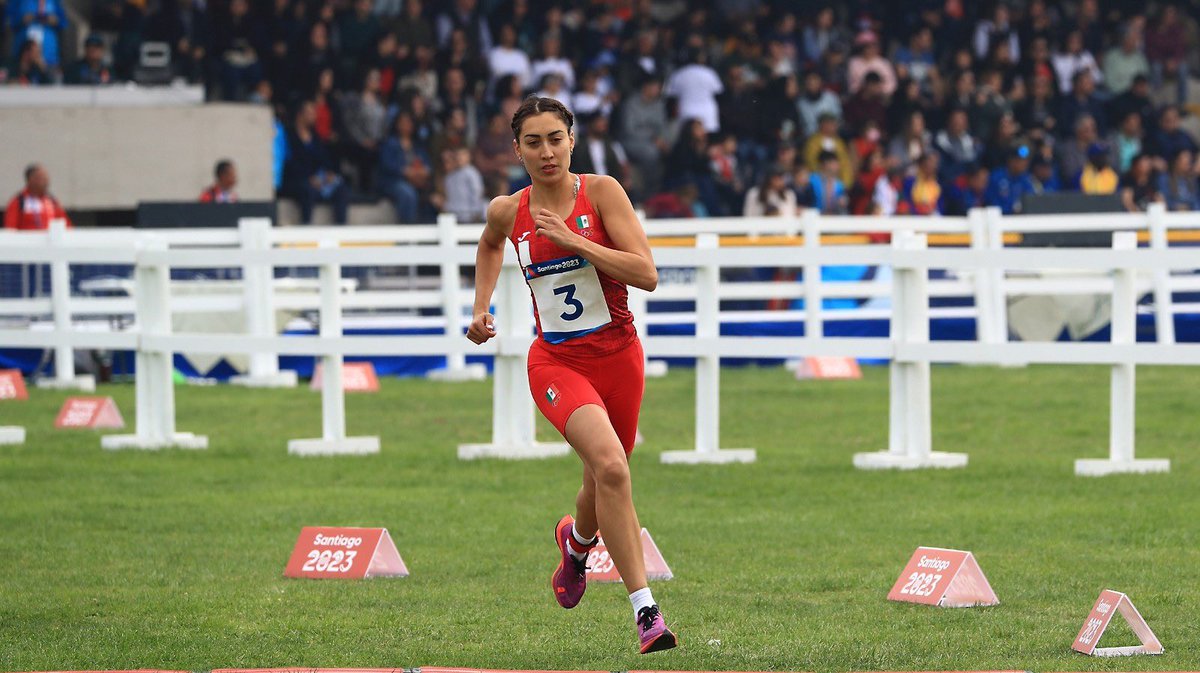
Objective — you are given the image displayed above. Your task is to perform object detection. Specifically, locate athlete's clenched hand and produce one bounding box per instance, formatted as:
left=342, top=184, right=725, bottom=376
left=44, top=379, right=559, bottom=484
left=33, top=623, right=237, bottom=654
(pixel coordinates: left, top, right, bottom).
left=467, top=312, right=496, bottom=344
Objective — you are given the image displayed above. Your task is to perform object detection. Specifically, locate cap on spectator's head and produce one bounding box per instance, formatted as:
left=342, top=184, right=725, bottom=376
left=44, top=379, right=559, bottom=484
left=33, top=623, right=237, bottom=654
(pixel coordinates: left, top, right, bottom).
left=818, top=111, right=838, bottom=124
left=863, top=71, right=884, bottom=86
left=85, top=34, right=104, bottom=48
left=1009, top=144, right=1031, bottom=161
left=854, top=30, right=878, bottom=47
left=1087, top=142, right=1109, bottom=158
left=817, top=149, right=839, bottom=164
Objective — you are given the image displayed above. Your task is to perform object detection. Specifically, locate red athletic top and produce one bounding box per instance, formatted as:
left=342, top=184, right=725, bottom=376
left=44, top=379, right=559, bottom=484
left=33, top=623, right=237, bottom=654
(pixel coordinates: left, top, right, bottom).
left=509, top=174, right=635, bottom=355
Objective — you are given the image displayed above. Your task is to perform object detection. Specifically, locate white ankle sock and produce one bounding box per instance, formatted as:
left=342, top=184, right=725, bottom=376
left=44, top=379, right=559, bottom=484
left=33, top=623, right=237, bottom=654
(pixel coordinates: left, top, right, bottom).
left=567, top=527, right=595, bottom=561
left=629, top=587, right=655, bottom=618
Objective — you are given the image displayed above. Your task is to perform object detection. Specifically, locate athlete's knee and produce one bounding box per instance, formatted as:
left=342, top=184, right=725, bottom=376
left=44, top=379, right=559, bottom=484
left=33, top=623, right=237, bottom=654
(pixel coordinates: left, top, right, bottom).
left=592, top=455, right=630, bottom=492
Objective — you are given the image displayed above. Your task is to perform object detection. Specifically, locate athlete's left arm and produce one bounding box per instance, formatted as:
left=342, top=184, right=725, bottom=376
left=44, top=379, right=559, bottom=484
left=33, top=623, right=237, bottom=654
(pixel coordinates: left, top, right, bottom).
left=536, top=174, right=658, bottom=291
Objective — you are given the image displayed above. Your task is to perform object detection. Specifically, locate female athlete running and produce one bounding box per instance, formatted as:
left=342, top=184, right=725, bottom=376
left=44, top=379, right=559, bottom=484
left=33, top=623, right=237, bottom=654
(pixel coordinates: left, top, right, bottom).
left=466, top=96, right=676, bottom=654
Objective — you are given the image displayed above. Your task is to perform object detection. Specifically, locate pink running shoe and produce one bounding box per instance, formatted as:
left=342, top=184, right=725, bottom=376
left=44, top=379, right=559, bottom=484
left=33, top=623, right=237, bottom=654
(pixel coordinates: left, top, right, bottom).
left=637, top=605, right=678, bottom=653
left=551, top=514, right=591, bottom=609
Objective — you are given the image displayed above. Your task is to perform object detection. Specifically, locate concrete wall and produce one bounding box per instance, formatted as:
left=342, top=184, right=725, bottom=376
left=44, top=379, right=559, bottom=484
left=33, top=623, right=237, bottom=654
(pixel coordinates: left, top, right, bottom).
left=0, top=104, right=274, bottom=210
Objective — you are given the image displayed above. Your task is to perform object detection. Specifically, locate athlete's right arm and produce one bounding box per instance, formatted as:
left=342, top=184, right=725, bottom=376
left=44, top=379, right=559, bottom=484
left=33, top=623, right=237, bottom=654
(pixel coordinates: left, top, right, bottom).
left=467, top=195, right=516, bottom=344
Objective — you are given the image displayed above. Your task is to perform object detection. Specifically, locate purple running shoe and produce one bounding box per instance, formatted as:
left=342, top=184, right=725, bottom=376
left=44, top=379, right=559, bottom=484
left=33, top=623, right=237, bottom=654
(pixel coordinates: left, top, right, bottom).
left=551, top=514, right=590, bottom=609
left=637, top=604, right=678, bottom=654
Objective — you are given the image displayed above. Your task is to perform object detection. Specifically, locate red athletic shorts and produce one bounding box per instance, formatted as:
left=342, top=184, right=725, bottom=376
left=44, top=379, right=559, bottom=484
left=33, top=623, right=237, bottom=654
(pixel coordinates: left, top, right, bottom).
left=527, top=336, right=645, bottom=455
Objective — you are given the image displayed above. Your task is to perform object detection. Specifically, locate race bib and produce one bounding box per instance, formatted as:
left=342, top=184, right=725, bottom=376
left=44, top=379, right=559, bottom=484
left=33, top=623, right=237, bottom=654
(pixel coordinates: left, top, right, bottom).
left=525, top=254, right=612, bottom=343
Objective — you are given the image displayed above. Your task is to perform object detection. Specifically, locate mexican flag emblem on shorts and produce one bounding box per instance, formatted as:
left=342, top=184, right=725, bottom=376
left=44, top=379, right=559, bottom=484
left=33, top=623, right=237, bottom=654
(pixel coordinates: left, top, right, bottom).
left=546, top=383, right=560, bottom=406
left=575, top=215, right=590, bottom=229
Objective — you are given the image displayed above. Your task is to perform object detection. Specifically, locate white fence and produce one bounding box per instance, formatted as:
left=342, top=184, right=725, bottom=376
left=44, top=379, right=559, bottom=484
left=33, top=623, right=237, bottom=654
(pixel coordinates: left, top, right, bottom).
left=1, top=206, right=1198, bottom=474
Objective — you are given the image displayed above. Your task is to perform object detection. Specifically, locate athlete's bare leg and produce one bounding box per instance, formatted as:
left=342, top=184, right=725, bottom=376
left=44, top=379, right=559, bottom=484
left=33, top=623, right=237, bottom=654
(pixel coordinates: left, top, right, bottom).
left=564, top=403, right=647, bottom=594
left=574, top=464, right=599, bottom=540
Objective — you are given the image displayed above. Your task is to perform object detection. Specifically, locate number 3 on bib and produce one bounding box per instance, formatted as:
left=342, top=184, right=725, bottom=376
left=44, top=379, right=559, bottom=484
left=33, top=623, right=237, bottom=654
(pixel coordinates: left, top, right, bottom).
left=526, top=255, right=612, bottom=343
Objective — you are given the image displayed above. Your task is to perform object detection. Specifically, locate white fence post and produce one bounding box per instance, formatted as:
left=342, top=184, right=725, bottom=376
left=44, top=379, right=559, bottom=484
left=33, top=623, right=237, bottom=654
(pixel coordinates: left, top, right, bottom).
left=660, top=233, right=756, bottom=464
left=1075, top=232, right=1169, bottom=475
left=1146, top=203, right=1176, bottom=344
left=802, top=208, right=823, bottom=342
left=458, top=258, right=570, bottom=459
left=230, top=218, right=298, bottom=388
left=103, top=238, right=207, bottom=450
left=288, top=241, right=380, bottom=456
left=983, top=207, right=1008, bottom=344
left=968, top=208, right=996, bottom=344
left=429, top=213, right=487, bottom=381
left=855, top=231, right=966, bottom=469
left=35, top=218, right=95, bottom=392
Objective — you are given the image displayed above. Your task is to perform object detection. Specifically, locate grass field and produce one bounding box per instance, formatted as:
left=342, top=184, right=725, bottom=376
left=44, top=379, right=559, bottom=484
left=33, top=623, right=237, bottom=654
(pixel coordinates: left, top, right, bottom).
left=0, top=364, right=1198, bottom=672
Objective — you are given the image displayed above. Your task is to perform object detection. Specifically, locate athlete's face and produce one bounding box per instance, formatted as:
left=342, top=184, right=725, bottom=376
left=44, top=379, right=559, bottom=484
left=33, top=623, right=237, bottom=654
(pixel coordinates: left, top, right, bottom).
left=514, top=112, right=574, bottom=183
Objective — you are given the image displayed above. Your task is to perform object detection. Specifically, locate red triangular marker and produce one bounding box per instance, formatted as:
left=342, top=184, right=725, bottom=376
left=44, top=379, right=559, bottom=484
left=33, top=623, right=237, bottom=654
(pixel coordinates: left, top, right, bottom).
left=586, top=528, right=672, bottom=583
left=55, top=397, right=125, bottom=429
left=887, top=546, right=998, bottom=607
left=284, top=526, right=408, bottom=579
left=0, top=369, right=28, bottom=400
left=311, top=362, right=380, bottom=392
left=795, top=356, right=862, bottom=380
left=1072, top=589, right=1163, bottom=656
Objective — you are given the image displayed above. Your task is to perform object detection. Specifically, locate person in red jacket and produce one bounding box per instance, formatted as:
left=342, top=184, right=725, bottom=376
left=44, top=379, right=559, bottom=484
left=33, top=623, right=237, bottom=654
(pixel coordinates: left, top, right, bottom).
left=4, top=164, right=72, bottom=230
left=200, top=159, right=239, bottom=203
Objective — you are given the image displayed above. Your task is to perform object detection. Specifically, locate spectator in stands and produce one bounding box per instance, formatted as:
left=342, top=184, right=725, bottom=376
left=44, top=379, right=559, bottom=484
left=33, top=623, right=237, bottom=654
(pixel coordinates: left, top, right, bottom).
left=393, top=0, right=433, bottom=53
left=283, top=101, right=349, bottom=225
left=619, top=73, right=668, bottom=199
left=1109, top=111, right=1144, bottom=174
left=1015, top=73, right=1057, bottom=137
left=1030, top=155, right=1060, bottom=194
left=213, top=0, right=261, bottom=101
left=665, top=47, right=723, bottom=133
left=667, top=118, right=717, bottom=212
left=4, top=164, right=71, bottom=230
left=339, top=68, right=387, bottom=190
left=846, top=31, right=896, bottom=98
left=7, top=0, right=67, bottom=71
left=897, top=152, right=943, bottom=215
left=1077, top=142, right=1119, bottom=195
left=1103, top=23, right=1150, bottom=96
left=1059, top=114, right=1099, bottom=186
left=64, top=34, right=112, bottom=85
left=804, top=150, right=848, bottom=215
left=1146, top=3, right=1188, bottom=105
left=985, top=145, right=1036, bottom=214
left=1059, top=69, right=1107, bottom=138
left=888, top=110, right=934, bottom=175
left=796, top=69, right=841, bottom=137
left=1108, top=74, right=1154, bottom=137
left=743, top=168, right=795, bottom=218
left=431, top=147, right=484, bottom=223
left=488, top=23, right=532, bottom=94
left=1052, top=29, right=1102, bottom=95
left=1148, top=106, right=1199, bottom=161
left=335, top=0, right=381, bottom=83
left=894, top=25, right=936, bottom=87
left=1120, top=153, right=1163, bottom=212
left=534, top=72, right=571, bottom=110
left=574, top=112, right=628, bottom=183
left=805, top=112, right=853, bottom=187
left=802, top=6, right=844, bottom=66
left=708, top=132, right=744, bottom=216
left=200, top=159, right=238, bottom=203
left=945, top=163, right=990, bottom=215
left=435, top=0, right=490, bottom=54
left=975, top=3, right=1019, bottom=62
left=473, top=103, right=522, bottom=191
left=1160, top=149, right=1198, bottom=211
left=9, top=39, right=49, bottom=84
left=844, top=71, right=888, bottom=138
left=530, top=35, right=574, bottom=92
left=934, top=108, right=981, bottom=183
left=378, top=111, right=431, bottom=224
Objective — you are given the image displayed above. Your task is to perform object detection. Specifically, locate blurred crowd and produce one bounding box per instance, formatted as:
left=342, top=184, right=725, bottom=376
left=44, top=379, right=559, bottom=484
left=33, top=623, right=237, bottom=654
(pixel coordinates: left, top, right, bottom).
left=5, top=0, right=1200, bottom=223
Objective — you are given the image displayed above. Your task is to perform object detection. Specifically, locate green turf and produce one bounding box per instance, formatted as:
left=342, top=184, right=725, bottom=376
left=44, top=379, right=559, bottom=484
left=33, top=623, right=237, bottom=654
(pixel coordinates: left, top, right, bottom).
left=0, top=364, right=1197, bottom=672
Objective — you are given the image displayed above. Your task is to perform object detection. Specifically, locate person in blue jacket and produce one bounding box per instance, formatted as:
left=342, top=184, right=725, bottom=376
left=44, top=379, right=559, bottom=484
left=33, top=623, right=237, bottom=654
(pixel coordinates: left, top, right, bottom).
left=985, top=145, right=1037, bottom=214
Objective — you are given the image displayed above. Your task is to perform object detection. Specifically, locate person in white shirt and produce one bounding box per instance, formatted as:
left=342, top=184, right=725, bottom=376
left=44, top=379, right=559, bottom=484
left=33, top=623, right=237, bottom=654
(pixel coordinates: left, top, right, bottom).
left=530, top=35, right=575, bottom=91
left=1052, top=29, right=1103, bottom=94
left=664, top=48, right=723, bottom=133
left=743, top=168, right=797, bottom=218
left=488, top=23, right=532, bottom=92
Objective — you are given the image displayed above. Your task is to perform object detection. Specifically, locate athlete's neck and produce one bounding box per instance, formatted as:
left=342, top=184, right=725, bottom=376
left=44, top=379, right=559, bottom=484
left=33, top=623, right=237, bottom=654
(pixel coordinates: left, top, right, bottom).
left=530, top=172, right=577, bottom=205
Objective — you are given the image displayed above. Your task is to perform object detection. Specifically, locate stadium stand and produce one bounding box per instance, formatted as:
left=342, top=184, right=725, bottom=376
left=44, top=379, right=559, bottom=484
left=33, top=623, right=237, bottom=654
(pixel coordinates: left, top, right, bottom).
left=3, top=0, right=1200, bottom=226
